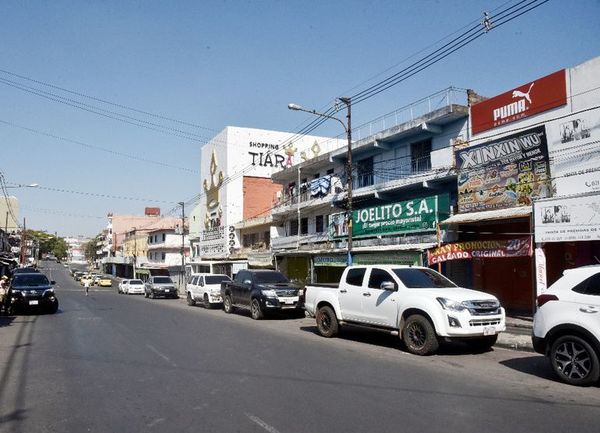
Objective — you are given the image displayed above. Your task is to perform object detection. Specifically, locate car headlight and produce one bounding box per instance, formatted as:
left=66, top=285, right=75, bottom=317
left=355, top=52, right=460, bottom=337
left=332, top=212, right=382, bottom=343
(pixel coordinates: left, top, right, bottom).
left=261, top=289, right=277, bottom=297
left=436, top=297, right=467, bottom=312
left=297, top=289, right=304, bottom=296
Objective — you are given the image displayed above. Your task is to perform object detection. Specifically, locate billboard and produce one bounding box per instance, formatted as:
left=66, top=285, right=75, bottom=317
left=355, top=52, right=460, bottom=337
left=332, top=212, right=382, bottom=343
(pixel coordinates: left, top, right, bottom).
left=456, top=125, right=551, bottom=212
left=329, top=194, right=449, bottom=239
left=534, top=193, right=600, bottom=243
left=471, top=70, right=566, bottom=135
left=546, top=110, right=600, bottom=196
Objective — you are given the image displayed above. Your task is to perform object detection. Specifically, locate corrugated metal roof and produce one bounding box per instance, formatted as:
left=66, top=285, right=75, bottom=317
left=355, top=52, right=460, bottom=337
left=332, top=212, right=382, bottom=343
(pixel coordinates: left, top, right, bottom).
left=441, top=206, right=532, bottom=225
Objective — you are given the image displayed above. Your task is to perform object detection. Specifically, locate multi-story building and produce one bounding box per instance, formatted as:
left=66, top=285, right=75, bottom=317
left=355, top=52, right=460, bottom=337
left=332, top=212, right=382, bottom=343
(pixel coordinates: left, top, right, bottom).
left=271, top=87, right=468, bottom=284
left=143, top=228, right=189, bottom=290
left=0, top=196, right=19, bottom=233
left=196, top=126, right=343, bottom=277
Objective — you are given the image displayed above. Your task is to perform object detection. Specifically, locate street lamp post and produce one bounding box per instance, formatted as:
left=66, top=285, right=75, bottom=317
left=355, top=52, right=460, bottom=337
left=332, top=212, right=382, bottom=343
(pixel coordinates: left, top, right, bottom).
left=288, top=98, right=353, bottom=265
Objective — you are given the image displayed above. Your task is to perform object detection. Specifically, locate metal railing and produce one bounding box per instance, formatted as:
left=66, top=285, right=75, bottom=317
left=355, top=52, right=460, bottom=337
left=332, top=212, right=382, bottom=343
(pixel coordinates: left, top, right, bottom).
left=352, top=87, right=467, bottom=141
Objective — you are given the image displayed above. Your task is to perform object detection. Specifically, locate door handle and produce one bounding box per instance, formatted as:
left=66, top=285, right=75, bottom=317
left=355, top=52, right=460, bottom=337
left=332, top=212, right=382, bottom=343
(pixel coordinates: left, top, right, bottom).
left=362, top=292, right=371, bottom=297
left=579, top=307, right=598, bottom=313
left=339, top=289, right=347, bottom=293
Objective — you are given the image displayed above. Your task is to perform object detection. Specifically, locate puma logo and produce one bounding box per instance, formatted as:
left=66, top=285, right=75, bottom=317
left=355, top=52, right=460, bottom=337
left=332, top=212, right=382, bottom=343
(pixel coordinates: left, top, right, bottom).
left=512, top=82, right=534, bottom=104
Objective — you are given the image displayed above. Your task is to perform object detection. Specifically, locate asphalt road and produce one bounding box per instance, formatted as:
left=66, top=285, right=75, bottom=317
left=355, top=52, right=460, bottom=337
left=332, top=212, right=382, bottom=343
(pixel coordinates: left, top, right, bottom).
left=1, top=261, right=599, bottom=433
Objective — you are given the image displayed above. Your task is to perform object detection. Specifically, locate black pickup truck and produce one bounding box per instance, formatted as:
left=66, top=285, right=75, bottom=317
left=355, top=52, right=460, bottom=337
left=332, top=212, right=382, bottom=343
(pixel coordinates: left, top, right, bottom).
left=220, top=270, right=303, bottom=320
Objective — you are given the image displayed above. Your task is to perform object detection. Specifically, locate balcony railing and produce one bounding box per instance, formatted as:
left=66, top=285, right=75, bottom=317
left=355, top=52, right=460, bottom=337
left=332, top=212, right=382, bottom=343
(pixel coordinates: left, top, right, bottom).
left=352, top=87, right=466, bottom=141
left=352, top=155, right=433, bottom=190
left=273, top=174, right=345, bottom=209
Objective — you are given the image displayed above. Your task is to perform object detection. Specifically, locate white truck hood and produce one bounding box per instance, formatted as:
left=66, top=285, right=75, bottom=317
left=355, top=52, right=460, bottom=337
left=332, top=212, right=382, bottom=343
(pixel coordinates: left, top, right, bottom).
left=409, top=287, right=498, bottom=302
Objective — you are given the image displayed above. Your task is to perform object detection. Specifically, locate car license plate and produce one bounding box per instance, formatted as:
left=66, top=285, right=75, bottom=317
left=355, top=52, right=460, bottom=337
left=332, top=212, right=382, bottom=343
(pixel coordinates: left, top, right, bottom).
left=29, top=300, right=39, bottom=305
left=164, top=289, right=170, bottom=293
left=483, top=326, right=496, bottom=336
left=280, top=297, right=297, bottom=305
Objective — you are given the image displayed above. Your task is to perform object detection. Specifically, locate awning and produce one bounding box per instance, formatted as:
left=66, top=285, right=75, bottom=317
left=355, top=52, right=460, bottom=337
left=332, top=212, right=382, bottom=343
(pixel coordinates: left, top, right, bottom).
left=441, top=206, right=532, bottom=225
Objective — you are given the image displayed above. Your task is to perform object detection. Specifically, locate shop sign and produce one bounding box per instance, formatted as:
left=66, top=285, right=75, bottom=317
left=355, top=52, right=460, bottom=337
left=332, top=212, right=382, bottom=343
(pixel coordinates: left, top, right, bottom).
left=545, top=111, right=600, bottom=196
left=535, top=247, right=547, bottom=296
left=314, top=252, right=422, bottom=267
left=471, top=70, right=566, bottom=135
left=247, top=252, right=273, bottom=267
left=427, top=238, right=532, bottom=264
left=456, top=125, right=551, bottom=212
left=534, top=193, right=600, bottom=243
left=328, top=195, right=448, bottom=240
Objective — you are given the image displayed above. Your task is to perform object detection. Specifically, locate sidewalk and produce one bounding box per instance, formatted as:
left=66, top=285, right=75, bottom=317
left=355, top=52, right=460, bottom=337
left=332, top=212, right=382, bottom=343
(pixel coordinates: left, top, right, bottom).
left=496, top=316, right=534, bottom=352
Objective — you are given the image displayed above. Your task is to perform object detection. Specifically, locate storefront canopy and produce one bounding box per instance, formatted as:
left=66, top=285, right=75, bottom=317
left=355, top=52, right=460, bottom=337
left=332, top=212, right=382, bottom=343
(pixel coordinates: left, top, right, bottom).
left=441, top=206, right=532, bottom=225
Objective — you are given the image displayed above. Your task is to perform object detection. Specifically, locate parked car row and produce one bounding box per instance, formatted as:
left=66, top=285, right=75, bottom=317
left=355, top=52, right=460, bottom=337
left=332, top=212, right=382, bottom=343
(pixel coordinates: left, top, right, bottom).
left=117, top=276, right=179, bottom=299
left=116, top=264, right=600, bottom=387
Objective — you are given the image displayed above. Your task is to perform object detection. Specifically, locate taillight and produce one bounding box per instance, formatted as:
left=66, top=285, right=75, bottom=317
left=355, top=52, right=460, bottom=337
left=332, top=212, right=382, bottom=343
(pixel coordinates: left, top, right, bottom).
left=536, top=294, right=559, bottom=307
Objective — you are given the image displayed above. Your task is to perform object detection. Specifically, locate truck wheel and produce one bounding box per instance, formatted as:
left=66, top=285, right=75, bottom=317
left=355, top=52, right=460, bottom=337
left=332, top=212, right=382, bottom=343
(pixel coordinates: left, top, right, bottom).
left=203, top=294, right=212, bottom=309
left=223, top=295, right=234, bottom=314
left=550, top=335, right=600, bottom=386
left=251, top=298, right=264, bottom=320
left=468, top=335, right=498, bottom=352
left=187, top=293, right=196, bottom=306
left=402, top=314, right=439, bottom=356
left=316, top=306, right=338, bottom=338
left=47, top=301, right=59, bottom=314
left=144, top=291, right=149, bottom=298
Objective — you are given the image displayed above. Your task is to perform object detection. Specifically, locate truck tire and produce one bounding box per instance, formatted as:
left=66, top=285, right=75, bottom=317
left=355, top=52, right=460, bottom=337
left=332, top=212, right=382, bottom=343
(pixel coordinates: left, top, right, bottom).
left=186, top=292, right=196, bottom=306
left=223, top=294, right=234, bottom=314
left=251, top=298, right=264, bottom=320
left=316, top=306, right=339, bottom=338
left=550, top=335, right=600, bottom=386
left=402, top=314, right=439, bottom=356
left=203, top=294, right=212, bottom=309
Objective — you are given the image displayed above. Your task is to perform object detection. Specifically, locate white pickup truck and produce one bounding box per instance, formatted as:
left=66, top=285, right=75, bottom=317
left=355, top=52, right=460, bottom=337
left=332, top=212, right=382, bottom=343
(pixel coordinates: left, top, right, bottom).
left=304, top=265, right=506, bottom=355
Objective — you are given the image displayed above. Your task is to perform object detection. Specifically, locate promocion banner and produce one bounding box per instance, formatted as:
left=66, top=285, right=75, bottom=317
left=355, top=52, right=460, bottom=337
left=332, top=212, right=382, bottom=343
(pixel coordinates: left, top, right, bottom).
left=427, top=237, right=532, bottom=264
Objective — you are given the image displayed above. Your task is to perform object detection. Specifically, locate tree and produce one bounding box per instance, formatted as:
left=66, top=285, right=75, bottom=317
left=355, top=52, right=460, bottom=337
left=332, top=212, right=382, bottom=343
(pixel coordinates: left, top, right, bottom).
left=83, top=234, right=102, bottom=262
left=24, top=230, right=70, bottom=260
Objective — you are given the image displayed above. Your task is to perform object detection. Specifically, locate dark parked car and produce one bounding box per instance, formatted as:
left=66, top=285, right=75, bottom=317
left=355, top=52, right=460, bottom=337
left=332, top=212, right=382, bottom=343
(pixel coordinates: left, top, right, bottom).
left=144, top=276, right=178, bottom=299
left=8, top=272, right=59, bottom=314
left=221, top=270, right=303, bottom=320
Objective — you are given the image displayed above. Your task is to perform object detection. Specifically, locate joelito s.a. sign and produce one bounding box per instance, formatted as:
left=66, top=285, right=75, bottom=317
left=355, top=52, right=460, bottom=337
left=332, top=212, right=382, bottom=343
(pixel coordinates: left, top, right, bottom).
left=329, top=195, right=448, bottom=239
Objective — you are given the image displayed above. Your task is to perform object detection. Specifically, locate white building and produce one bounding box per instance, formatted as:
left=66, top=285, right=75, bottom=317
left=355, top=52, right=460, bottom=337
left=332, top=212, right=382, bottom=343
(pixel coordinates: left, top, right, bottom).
left=0, top=196, right=19, bottom=233
left=195, top=126, right=343, bottom=276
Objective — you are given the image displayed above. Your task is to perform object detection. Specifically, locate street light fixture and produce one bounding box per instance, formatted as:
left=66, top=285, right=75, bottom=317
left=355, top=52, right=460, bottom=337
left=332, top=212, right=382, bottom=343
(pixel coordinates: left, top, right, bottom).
left=6, top=183, right=39, bottom=189
left=288, top=97, right=353, bottom=265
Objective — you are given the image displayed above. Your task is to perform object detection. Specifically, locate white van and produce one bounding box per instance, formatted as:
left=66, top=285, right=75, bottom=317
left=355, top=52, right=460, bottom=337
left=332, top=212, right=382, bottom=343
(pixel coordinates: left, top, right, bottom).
left=186, top=273, right=232, bottom=308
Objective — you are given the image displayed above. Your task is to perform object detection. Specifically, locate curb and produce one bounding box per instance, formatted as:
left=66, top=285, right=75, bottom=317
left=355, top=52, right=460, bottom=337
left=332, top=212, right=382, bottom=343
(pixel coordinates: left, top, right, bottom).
left=495, top=333, right=535, bottom=352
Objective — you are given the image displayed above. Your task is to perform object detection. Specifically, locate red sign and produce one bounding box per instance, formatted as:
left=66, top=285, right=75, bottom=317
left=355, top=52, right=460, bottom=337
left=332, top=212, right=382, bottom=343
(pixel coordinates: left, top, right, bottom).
left=471, top=70, right=566, bottom=135
left=145, top=207, right=161, bottom=216
left=427, top=238, right=532, bottom=264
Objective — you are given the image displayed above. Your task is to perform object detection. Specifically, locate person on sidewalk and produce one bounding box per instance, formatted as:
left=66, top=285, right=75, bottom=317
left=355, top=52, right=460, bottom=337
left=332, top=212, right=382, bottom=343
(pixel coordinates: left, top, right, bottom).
left=83, top=278, right=90, bottom=296
left=0, top=275, right=8, bottom=313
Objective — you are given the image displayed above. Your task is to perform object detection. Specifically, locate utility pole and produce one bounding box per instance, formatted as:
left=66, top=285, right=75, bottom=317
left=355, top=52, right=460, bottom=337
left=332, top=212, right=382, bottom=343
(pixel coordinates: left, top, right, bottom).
left=4, top=212, right=8, bottom=232
left=179, top=202, right=185, bottom=294
left=20, top=217, right=26, bottom=265
left=133, top=227, right=137, bottom=279
left=339, top=97, right=353, bottom=266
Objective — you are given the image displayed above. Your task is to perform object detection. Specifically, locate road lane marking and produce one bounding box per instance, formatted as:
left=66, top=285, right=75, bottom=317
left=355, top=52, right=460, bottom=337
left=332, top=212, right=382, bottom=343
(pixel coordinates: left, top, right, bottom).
left=146, top=344, right=177, bottom=367
left=245, top=413, right=281, bottom=433
left=147, top=418, right=165, bottom=428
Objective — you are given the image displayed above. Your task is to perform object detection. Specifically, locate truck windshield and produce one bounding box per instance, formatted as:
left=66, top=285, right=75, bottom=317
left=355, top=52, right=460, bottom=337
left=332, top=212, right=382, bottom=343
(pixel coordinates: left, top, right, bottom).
left=12, top=274, right=50, bottom=287
left=254, top=272, right=289, bottom=284
left=392, top=268, right=457, bottom=288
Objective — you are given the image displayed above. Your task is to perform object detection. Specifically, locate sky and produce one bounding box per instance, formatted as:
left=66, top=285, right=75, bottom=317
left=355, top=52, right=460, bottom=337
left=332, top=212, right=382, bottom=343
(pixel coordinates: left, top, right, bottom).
left=1, top=0, right=599, bottom=238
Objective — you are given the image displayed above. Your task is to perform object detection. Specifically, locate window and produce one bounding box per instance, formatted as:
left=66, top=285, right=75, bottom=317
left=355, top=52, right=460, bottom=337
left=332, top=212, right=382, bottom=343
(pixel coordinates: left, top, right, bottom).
left=326, top=168, right=334, bottom=175
left=356, top=157, right=374, bottom=188
left=346, top=268, right=366, bottom=287
left=411, top=139, right=432, bottom=173
left=263, top=231, right=270, bottom=247
left=368, top=268, right=396, bottom=290
left=313, top=173, right=320, bottom=179
left=161, top=252, right=166, bottom=261
left=162, top=233, right=166, bottom=242
left=315, top=215, right=324, bottom=233
left=301, top=217, right=308, bottom=235
left=290, top=220, right=298, bottom=236
left=572, top=273, right=600, bottom=296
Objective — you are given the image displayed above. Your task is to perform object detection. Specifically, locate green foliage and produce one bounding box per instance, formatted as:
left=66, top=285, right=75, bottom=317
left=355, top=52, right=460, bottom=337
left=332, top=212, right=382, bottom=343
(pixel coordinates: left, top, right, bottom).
left=24, top=230, right=69, bottom=259
left=84, top=234, right=103, bottom=261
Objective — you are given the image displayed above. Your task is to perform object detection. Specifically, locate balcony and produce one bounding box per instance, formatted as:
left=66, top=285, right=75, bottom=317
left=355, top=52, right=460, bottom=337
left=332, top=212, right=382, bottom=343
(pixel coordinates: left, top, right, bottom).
left=272, top=174, right=345, bottom=216
left=271, top=232, right=329, bottom=250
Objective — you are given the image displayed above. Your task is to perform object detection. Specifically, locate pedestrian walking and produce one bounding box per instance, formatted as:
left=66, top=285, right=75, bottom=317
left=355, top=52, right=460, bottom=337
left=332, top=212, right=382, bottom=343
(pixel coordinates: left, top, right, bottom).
left=0, top=275, right=8, bottom=313
left=84, top=277, right=90, bottom=296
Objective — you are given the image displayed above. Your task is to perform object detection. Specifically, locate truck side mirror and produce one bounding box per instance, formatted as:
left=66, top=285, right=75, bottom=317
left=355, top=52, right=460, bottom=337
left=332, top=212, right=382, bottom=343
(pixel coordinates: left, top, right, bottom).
left=380, top=281, right=397, bottom=291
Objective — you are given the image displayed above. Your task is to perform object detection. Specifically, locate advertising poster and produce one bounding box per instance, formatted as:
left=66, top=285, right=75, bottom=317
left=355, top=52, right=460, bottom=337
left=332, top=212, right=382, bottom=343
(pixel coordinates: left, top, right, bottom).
left=427, top=238, right=532, bottom=264
left=534, top=193, right=600, bottom=243
left=545, top=110, right=600, bottom=196
left=456, top=125, right=552, bottom=212
left=328, top=194, right=448, bottom=240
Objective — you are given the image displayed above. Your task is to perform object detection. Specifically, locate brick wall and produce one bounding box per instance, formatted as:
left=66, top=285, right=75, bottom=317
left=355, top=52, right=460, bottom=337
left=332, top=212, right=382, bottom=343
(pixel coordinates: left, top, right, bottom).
left=243, top=177, right=281, bottom=220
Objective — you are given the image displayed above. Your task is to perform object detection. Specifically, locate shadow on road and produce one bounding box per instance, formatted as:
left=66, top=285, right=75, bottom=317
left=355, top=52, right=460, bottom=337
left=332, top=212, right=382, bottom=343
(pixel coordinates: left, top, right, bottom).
left=299, top=325, right=499, bottom=356
left=499, top=355, right=564, bottom=383
left=0, top=315, right=16, bottom=328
